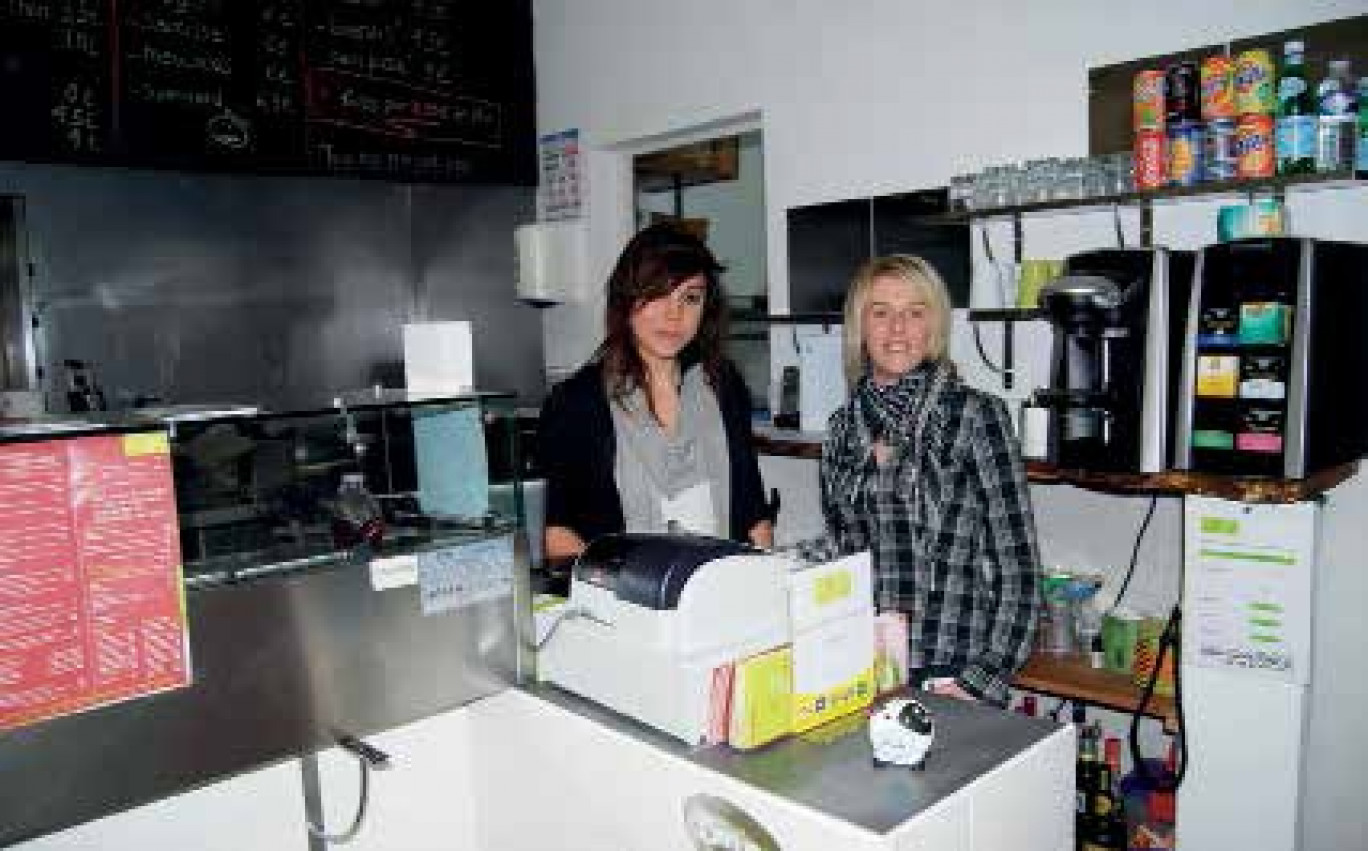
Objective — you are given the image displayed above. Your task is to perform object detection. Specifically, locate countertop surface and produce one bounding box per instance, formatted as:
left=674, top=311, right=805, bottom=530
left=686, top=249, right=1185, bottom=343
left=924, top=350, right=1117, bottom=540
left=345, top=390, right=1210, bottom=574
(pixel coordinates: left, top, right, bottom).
left=523, top=683, right=1065, bottom=834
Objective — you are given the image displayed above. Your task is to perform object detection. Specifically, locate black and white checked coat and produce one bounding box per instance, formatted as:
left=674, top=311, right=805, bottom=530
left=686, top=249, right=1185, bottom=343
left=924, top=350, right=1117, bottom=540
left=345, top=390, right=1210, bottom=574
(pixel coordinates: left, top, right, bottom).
left=819, top=361, right=1042, bottom=706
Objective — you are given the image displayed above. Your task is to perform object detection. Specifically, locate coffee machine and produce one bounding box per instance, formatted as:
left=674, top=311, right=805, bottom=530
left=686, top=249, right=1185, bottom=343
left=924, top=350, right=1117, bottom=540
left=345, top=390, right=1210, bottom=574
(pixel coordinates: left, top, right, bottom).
left=1175, top=237, right=1368, bottom=478
left=1035, top=248, right=1194, bottom=473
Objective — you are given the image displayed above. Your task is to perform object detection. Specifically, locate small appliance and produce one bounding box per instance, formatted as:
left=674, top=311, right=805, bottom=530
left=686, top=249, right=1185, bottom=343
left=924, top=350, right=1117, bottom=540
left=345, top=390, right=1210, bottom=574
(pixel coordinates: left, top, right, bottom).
left=1035, top=247, right=1194, bottom=473
left=536, top=533, right=791, bottom=744
left=1175, top=237, right=1368, bottom=478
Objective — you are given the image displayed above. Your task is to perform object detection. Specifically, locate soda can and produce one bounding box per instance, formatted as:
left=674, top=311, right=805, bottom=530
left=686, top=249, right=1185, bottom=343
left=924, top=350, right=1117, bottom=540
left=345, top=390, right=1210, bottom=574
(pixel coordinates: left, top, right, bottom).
left=1235, top=114, right=1276, bottom=179
left=1134, top=130, right=1167, bottom=190
left=1233, top=49, right=1276, bottom=115
left=1167, top=120, right=1204, bottom=186
left=1204, top=118, right=1238, bottom=182
left=1200, top=55, right=1236, bottom=120
left=1133, top=69, right=1166, bottom=131
left=1164, top=61, right=1200, bottom=123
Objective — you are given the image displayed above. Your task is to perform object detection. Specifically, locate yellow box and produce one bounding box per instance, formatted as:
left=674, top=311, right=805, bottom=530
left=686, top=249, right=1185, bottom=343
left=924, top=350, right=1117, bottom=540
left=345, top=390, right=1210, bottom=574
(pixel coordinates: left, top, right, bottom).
left=790, top=612, right=875, bottom=734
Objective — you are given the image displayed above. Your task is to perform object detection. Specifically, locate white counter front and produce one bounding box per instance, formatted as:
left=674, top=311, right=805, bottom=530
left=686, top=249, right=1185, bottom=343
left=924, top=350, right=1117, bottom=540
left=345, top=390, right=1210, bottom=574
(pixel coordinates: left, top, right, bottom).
left=466, top=685, right=1075, bottom=851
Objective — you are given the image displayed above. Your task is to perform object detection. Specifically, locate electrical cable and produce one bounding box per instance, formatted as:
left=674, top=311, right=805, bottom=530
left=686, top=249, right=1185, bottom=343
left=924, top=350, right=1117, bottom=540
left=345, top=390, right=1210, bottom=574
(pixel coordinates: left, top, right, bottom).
left=1107, top=495, right=1159, bottom=615
left=971, top=323, right=1009, bottom=377
left=534, top=605, right=605, bottom=649
left=1129, top=603, right=1187, bottom=793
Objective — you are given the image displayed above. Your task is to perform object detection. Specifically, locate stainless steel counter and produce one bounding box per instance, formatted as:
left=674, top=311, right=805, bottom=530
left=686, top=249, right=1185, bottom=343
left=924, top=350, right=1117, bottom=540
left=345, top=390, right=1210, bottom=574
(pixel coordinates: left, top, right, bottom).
left=525, top=683, right=1066, bottom=835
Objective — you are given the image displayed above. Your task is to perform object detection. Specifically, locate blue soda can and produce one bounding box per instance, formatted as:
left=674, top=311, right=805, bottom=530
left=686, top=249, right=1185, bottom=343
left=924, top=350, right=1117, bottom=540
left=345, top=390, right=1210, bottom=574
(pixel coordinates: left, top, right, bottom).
left=1204, top=118, right=1237, bottom=182
left=1167, top=120, right=1204, bottom=186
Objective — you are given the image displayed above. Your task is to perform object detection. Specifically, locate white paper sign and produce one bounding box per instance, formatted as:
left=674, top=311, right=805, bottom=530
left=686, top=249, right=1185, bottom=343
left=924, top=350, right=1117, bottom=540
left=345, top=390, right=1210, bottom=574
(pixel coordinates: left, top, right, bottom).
left=417, top=535, right=515, bottom=616
left=1182, top=497, right=1316, bottom=685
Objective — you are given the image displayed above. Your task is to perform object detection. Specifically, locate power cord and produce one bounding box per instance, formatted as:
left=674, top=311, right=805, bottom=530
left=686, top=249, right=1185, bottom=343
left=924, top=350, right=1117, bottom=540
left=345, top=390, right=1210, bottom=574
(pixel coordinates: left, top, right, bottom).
left=1107, top=495, right=1159, bottom=615
left=534, top=604, right=606, bottom=649
left=1129, top=603, right=1187, bottom=792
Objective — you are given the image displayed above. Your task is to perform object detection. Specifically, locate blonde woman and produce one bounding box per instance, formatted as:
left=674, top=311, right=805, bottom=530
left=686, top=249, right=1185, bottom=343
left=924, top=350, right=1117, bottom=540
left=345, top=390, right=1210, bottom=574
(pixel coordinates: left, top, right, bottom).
left=820, top=255, right=1041, bottom=707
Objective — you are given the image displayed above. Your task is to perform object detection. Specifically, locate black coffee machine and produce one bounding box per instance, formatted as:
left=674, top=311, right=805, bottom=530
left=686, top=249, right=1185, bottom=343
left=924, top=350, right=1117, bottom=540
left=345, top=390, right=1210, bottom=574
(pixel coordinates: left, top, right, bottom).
left=1035, top=248, right=1194, bottom=473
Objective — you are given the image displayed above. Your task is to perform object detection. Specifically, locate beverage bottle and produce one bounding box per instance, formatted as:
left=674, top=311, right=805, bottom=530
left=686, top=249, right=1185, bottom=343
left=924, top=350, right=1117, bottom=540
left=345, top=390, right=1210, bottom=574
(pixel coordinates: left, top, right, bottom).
left=1315, top=59, right=1357, bottom=173
left=1075, top=722, right=1101, bottom=849
left=1275, top=40, right=1316, bottom=175
left=1357, top=77, right=1368, bottom=179
left=1083, top=737, right=1129, bottom=850
left=331, top=472, right=385, bottom=555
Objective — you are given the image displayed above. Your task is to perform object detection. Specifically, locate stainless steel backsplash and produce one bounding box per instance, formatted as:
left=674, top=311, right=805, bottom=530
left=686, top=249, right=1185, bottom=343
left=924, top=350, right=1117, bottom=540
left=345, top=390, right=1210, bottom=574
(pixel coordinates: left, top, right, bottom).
left=0, top=164, right=545, bottom=409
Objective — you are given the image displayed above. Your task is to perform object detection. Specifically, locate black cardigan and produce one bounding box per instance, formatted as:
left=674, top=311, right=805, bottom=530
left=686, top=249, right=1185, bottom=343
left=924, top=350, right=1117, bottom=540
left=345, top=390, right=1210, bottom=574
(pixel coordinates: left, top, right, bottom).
left=537, top=360, right=768, bottom=546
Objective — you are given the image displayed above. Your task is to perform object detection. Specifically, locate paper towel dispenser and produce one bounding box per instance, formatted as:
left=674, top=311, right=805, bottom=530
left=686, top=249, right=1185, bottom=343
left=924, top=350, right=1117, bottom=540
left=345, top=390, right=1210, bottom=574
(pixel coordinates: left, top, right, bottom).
left=515, top=220, right=590, bottom=306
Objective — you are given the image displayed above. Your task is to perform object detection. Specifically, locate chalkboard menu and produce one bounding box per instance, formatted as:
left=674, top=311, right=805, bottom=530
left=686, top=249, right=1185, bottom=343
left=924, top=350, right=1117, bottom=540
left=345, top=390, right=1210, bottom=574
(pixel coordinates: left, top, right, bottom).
left=0, top=0, right=535, bottom=183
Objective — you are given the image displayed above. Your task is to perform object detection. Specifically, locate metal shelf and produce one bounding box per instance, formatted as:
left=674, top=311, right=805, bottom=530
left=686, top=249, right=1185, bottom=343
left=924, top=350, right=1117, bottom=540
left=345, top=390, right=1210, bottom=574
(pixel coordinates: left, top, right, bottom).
left=940, top=170, right=1363, bottom=224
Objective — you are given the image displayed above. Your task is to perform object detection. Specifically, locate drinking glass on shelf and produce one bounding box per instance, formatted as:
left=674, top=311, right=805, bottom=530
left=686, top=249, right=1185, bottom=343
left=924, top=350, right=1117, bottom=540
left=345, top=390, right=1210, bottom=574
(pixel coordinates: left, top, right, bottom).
left=949, top=174, right=974, bottom=211
left=1109, top=151, right=1135, bottom=195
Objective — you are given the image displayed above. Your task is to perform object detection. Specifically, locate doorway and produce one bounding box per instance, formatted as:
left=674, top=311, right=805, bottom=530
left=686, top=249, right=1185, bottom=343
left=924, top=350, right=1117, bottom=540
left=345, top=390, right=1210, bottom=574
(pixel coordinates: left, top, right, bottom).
left=631, top=129, right=768, bottom=411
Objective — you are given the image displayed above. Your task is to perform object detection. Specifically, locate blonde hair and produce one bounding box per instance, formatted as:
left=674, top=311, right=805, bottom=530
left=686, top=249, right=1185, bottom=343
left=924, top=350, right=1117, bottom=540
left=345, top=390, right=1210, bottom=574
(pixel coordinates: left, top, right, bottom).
left=841, top=254, right=952, bottom=385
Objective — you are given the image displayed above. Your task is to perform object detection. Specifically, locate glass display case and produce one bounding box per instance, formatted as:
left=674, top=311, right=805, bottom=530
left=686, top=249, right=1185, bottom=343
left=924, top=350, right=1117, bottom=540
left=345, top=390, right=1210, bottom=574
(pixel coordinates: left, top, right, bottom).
left=0, top=389, right=527, bottom=846
left=143, top=390, right=522, bottom=588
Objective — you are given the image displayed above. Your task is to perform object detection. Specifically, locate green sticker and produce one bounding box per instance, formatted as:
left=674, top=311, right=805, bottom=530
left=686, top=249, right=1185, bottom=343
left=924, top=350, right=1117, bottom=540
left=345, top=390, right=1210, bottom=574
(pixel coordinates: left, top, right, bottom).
left=1201, top=516, right=1239, bottom=535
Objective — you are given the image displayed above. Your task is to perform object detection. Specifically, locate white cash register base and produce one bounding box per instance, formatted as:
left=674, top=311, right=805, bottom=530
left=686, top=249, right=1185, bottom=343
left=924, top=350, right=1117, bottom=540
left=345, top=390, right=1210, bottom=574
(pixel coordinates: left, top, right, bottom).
left=537, top=535, right=790, bottom=743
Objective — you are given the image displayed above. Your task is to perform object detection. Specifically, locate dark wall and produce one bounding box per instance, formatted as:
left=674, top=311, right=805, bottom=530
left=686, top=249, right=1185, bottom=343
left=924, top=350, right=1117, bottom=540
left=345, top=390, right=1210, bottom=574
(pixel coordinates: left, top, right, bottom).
left=0, top=163, right=544, bottom=409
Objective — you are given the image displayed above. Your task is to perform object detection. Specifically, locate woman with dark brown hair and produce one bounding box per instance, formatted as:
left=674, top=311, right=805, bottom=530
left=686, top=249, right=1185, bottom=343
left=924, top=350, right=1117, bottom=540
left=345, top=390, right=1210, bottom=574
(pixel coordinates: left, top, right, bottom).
left=537, top=223, right=773, bottom=559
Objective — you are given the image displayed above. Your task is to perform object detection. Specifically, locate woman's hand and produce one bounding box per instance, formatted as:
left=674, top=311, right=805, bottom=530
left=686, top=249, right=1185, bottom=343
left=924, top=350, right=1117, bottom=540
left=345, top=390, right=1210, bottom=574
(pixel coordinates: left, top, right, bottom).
left=927, top=680, right=977, bottom=702
left=748, top=519, right=774, bottom=550
left=544, top=525, right=588, bottom=561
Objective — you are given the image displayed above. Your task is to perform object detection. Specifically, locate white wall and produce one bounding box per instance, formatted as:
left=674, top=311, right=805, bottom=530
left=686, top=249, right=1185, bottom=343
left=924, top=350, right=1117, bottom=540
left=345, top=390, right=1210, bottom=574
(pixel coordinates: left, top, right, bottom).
left=533, top=3, right=1368, bottom=849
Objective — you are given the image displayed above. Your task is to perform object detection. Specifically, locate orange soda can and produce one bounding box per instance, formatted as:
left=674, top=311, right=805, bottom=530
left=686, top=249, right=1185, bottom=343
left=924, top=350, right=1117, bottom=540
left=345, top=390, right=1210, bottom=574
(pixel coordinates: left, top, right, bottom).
left=1133, top=69, right=1166, bottom=131
left=1200, top=55, right=1236, bottom=120
left=1134, top=130, right=1167, bottom=190
left=1235, top=114, right=1275, bottom=179
left=1233, top=49, right=1276, bottom=115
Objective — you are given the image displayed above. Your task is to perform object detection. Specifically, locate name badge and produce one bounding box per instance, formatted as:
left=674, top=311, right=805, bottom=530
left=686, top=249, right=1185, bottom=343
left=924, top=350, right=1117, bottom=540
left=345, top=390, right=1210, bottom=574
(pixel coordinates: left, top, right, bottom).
left=661, top=481, right=717, bottom=536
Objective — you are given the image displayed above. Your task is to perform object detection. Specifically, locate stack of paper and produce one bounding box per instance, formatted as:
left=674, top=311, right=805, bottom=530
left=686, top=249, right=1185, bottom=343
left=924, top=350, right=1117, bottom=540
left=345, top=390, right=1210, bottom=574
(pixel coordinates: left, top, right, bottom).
left=727, top=647, right=793, bottom=750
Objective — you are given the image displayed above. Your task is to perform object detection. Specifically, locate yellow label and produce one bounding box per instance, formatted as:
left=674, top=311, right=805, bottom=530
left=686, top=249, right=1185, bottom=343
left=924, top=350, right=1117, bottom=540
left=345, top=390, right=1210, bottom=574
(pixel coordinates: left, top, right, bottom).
left=122, top=431, right=170, bottom=457
left=814, top=570, right=853, bottom=606
left=1195, top=355, right=1239, bottom=398
left=790, top=665, right=874, bottom=734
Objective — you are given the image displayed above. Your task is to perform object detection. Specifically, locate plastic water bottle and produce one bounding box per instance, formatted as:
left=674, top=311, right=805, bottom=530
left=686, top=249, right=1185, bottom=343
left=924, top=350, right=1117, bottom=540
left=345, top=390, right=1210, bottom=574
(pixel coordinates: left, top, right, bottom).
left=331, top=473, right=384, bottom=555
left=1357, top=77, right=1368, bottom=179
left=1315, top=59, right=1357, bottom=173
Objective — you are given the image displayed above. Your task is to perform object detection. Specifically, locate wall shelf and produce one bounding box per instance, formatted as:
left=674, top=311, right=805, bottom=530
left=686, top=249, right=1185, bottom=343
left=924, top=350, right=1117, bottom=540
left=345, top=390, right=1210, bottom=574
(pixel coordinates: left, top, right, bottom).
left=1025, top=460, right=1358, bottom=503
left=941, top=170, right=1363, bottom=225
left=751, top=434, right=1357, bottom=502
left=1014, top=652, right=1176, bottom=730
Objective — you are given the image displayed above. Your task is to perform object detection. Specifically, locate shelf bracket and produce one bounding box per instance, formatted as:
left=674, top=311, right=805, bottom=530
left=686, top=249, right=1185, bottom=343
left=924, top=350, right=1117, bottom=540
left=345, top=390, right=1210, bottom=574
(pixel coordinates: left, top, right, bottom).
left=1002, top=321, right=1015, bottom=390
left=1140, top=202, right=1154, bottom=248
left=1012, top=213, right=1024, bottom=263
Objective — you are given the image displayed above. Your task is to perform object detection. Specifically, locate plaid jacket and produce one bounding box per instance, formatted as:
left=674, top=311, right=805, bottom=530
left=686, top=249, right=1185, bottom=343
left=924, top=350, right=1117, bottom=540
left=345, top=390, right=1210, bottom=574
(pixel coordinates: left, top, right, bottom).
left=819, top=366, right=1041, bottom=705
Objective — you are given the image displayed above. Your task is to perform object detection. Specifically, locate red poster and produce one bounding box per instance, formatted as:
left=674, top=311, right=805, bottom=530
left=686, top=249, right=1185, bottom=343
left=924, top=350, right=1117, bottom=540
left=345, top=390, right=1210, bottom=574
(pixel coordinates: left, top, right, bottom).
left=0, top=432, right=191, bottom=732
